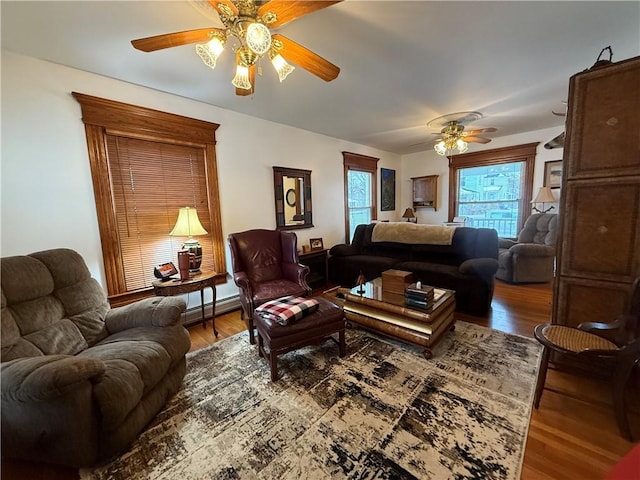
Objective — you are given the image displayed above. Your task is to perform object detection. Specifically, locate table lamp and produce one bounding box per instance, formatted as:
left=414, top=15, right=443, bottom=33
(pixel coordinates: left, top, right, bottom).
left=170, top=207, right=208, bottom=273
left=402, top=208, right=416, bottom=222
left=531, top=187, right=556, bottom=214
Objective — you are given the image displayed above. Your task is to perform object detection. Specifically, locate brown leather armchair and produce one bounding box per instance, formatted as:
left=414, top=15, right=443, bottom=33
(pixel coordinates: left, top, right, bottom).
left=228, top=229, right=311, bottom=344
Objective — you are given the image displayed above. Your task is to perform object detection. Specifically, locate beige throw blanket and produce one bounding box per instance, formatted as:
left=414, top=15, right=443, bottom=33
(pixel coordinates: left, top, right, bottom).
left=372, top=222, right=457, bottom=245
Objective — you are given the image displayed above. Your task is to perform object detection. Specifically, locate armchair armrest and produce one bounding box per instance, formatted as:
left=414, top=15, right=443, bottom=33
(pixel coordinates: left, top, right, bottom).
left=1, top=355, right=105, bottom=402
left=282, top=263, right=312, bottom=294
left=2, top=355, right=105, bottom=466
left=459, top=258, right=499, bottom=278
left=499, top=238, right=517, bottom=249
left=509, top=243, right=555, bottom=257
left=578, top=319, right=624, bottom=333
left=329, top=244, right=360, bottom=256
left=105, top=296, right=186, bottom=333
left=233, top=271, right=251, bottom=291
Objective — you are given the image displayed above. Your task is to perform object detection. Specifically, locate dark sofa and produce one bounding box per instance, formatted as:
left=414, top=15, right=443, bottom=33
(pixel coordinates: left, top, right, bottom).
left=329, top=223, right=499, bottom=316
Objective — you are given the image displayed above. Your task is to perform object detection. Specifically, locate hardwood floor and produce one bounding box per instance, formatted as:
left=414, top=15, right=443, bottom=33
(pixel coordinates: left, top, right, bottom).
left=3, top=281, right=638, bottom=479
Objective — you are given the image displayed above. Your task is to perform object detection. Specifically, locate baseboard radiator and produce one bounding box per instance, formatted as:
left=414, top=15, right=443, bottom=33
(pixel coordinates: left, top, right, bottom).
left=182, top=294, right=241, bottom=327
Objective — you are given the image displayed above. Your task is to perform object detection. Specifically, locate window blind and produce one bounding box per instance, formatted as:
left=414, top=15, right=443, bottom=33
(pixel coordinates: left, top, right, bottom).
left=106, top=135, right=215, bottom=291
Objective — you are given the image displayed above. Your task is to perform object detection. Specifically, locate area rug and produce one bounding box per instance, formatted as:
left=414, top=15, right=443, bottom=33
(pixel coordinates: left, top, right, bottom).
left=81, top=322, right=542, bottom=480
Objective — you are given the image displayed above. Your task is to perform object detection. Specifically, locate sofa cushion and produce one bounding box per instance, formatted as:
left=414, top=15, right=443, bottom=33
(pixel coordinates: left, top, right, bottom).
left=517, top=213, right=558, bottom=246
left=97, top=325, right=191, bottom=368
left=252, top=279, right=309, bottom=306
left=396, top=261, right=460, bottom=290
left=79, top=326, right=187, bottom=430
left=1, top=250, right=110, bottom=360
left=23, top=319, right=88, bottom=356
left=6, top=295, right=65, bottom=336
left=1, top=255, right=55, bottom=304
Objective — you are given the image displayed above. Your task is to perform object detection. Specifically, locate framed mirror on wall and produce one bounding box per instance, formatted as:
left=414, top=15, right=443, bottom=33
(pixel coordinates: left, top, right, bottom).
left=273, top=166, right=313, bottom=230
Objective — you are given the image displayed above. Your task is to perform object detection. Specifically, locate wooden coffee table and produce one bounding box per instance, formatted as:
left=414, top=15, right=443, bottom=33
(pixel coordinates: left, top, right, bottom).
left=328, top=278, right=456, bottom=359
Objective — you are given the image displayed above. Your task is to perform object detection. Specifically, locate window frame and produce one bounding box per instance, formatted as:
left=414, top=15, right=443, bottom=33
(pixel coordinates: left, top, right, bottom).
left=342, top=152, right=379, bottom=244
left=448, top=143, right=538, bottom=236
left=73, top=92, right=226, bottom=305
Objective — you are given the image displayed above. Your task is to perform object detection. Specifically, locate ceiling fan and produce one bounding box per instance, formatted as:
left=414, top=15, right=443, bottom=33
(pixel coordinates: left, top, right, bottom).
left=544, top=102, right=567, bottom=149
left=427, top=112, right=497, bottom=156
left=131, top=0, right=342, bottom=96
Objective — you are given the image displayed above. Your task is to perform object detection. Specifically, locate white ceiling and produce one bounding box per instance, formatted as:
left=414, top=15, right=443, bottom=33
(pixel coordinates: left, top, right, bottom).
left=2, top=1, right=639, bottom=154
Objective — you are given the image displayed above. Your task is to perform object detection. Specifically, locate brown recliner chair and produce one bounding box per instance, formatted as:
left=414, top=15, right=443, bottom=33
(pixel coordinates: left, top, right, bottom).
left=228, top=229, right=311, bottom=344
left=1, top=248, right=190, bottom=467
left=496, top=213, right=558, bottom=284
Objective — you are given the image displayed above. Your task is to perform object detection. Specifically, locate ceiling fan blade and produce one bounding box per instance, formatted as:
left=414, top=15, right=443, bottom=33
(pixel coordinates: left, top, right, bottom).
left=236, top=65, right=256, bottom=96
left=273, top=34, right=339, bottom=81
left=465, top=136, right=492, bottom=144
left=464, top=127, right=497, bottom=136
left=544, top=132, right=565, bottom=149
left=259, top=1, right=342, bottom=28
left=207, top=0, right=238, bottom=16
left=131, top=28, right=222, bottom=52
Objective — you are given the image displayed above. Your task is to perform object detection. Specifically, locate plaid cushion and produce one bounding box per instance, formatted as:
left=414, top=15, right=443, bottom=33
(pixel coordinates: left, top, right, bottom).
left=255, top=296, right=320, bottom=326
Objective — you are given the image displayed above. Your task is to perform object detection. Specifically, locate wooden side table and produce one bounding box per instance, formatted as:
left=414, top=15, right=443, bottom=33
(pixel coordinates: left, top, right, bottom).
left=152, top=271, right=222, bottom=336
left=299, top=248, right=328, bottom=290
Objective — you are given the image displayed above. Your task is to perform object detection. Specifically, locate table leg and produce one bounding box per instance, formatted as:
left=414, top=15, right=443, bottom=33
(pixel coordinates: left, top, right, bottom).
left=200, top=288, right=206, bottom=329
left=211, top=285, right=218, bottom=337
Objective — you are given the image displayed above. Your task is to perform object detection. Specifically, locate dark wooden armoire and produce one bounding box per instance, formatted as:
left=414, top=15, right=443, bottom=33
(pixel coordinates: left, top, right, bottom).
left=552, top=55, right=640, bottom=328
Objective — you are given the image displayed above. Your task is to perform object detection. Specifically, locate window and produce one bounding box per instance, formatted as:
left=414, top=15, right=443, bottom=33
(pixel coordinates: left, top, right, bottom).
left=448, top=143, right=537, bottom=238
left=342, top=152, right=378, bottom=243
left=106, top=136, right=214, bottom=291
left=73, top=93, right=226, bottom=304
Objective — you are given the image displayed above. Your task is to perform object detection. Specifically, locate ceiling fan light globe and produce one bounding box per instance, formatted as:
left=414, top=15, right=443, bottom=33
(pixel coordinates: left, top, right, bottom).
left=456, top=139, right=468, bottom=153
left=195, top=33, right=225, bottom=70
left=434, top=141, right=447, bottom=156
left=271, top=53, right=295, bottom=82
left=232, top=65, right=252, bottom=90
left=246, top=22, right=271, bottom=55
left=196, top=44, right=219, bottom=69
left=207, top=35, right=225, bottom=56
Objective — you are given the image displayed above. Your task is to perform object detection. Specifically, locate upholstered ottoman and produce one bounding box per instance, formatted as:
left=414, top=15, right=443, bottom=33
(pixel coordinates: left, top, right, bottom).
left=255, top=296, right=346, bottom=381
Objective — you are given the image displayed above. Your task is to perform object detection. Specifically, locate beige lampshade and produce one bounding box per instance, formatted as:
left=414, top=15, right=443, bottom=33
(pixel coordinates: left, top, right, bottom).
left=531, top=187, right=556, bottom=204
left=170, top=207, right=208, bottom=237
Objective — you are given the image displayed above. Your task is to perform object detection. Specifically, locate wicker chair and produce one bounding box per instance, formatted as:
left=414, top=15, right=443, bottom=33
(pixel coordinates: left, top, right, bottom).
left=533, top=277, right=640, bottom=441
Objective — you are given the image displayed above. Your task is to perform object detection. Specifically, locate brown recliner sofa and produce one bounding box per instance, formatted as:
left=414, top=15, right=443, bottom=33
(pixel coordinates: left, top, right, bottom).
left=228, top=229, right=311, bottom=344
left=496, top=213, right=558, bottom=284
left=1, top=248, right=190, bottom=467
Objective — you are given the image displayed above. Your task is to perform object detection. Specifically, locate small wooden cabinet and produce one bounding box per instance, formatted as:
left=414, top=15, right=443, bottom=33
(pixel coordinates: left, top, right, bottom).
left=411, top=175, right=438, bottom=210
left=299, top=248, right=328, bottom=290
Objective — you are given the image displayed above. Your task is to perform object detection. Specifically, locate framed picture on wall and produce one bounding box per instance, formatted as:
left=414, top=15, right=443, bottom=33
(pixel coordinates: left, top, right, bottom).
left=380, top=168, right=396, bottom=211
left=544, top=160, right=563, bottom=189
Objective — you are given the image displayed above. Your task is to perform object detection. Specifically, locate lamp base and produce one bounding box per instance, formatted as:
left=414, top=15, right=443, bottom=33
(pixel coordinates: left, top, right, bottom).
left=182, top=238, right=203, bottom=273
left=532, top=205, right=555, bottom=214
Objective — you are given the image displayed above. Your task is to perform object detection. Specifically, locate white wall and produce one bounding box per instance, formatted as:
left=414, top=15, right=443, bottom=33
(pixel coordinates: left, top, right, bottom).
left=401, top=127, right=565, bottom=224
left=1, top=50, right=565, bottom=304
left=1, top=51, right=401, bottom=302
